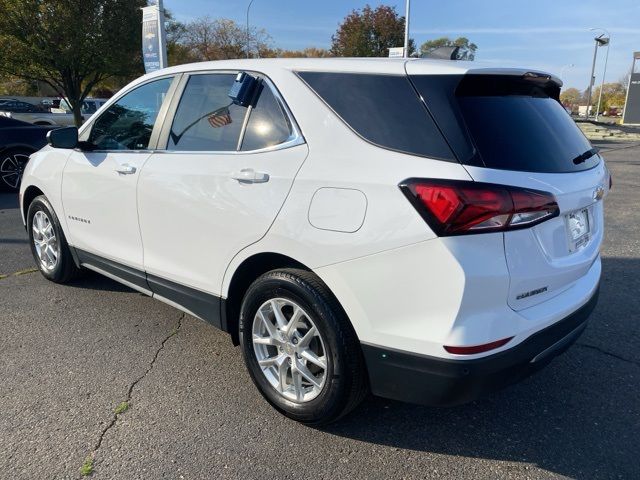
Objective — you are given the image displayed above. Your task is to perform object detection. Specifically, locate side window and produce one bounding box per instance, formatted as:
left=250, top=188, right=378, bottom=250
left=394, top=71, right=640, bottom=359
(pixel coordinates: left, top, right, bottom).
left=88, top=77, right=172, bottom=150
left=168, top=74, right=247, bottom=152
left=240, top=85, right=293, bottom=151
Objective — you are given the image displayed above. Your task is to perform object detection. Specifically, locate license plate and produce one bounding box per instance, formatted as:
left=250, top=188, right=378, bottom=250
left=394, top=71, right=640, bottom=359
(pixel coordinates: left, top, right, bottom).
left=566, top=209, right=590, bottom=252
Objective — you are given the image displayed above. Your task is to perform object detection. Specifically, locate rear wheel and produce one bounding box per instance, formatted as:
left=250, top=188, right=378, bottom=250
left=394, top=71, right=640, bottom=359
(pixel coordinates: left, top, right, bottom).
left=0, top=148, right=31, bottom=192
left=27, top=195, right=81, bottom=283
left=239, top=269, right=368, bottom=425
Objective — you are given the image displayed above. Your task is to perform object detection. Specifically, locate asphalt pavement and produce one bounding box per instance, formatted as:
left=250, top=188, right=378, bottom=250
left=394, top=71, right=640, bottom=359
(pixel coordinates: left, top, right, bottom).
left=1, top=142, right=639, bottom=479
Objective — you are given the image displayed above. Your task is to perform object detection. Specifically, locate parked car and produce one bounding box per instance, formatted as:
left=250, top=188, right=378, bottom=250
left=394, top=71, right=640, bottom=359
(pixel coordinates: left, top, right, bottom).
left=54, top=98, right=108, bottom=115
left=0, top=99, right=45, bottom=113
left=0, top=109, right=79, bottom=127
left=0, top=116, right=52, bottom=191
left=20, top=59, right=608, bottom=424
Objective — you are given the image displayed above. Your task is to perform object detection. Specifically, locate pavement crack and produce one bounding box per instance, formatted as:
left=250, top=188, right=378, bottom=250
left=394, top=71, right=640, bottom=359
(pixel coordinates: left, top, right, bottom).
left=576, top=342, right=640, bottom=367
left=0, top=267, right=38, bottom=279
left=79, top=313, right=184, bottom=478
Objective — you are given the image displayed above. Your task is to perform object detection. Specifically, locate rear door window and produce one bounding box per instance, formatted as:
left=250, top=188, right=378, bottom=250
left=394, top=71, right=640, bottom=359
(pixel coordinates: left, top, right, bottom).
left=168, top=74, right=248, bottom=152
left=297, top=72, right=454, bottom=161
left=240, top=85, right=293, bottom=151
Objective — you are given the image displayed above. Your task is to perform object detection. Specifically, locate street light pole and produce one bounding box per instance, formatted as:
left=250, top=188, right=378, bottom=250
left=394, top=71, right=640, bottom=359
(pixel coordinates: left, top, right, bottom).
left=403, top=0, right=410, bottom=58
left=592, top=28, right=611, bottom=121
left=246, top=0, right=255, bottom=59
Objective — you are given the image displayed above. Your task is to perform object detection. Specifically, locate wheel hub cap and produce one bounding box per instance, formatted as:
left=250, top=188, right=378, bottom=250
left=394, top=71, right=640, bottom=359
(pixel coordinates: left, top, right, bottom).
left=252, top=298, right=328, bottom=403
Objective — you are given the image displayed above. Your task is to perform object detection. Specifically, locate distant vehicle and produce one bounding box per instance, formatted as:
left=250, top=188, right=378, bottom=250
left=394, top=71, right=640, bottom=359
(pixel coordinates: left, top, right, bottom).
left=0, top=108, right=79, bottom=127
left=0, top=99, right=45, bottom=113
left=53, top=98, right=108, bottom=115
left=0, top=116, right=52, bottom=191
left=40, top=98, right=62, bottom=110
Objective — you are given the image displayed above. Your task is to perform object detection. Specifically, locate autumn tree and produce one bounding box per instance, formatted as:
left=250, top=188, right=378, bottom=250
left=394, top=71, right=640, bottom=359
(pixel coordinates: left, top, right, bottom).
left=331, top=5, right=415, bottom=57
left=264, top=47, right=333, bottom=58
left=591, top=82, right=627, bottom=113
left=560, top=87, right=582, bottom=108
left=0, top=0, right=146, bottom=126
left=181, top=17, right=272, bottom=61
left=420, top=37, right=478, bottom=60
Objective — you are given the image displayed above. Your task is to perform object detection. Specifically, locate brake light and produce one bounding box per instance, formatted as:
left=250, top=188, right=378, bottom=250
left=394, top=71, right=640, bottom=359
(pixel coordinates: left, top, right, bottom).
left=400, top=179, right=559, bottom=236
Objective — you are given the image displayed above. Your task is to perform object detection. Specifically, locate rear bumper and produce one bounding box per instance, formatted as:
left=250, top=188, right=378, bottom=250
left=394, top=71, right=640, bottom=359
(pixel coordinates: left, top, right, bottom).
left=362, top=286, right=599, bottom=406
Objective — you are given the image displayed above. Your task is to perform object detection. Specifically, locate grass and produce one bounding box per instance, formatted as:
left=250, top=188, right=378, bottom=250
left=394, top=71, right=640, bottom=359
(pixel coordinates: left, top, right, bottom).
left=80, top=456, right=94, bottom=476
left=0, top=274, right=7, bottom=280
left=12, top=268, right=38, bottom=276
left=114, top=401, right=129, bottom=415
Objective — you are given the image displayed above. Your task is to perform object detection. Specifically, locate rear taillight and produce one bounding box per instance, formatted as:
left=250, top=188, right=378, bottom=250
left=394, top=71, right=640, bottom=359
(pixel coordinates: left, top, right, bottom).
left=400, top=179, right=559, bottom=236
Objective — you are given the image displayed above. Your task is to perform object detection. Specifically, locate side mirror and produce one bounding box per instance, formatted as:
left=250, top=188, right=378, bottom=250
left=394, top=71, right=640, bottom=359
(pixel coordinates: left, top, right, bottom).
left=47, top=127, right=78, bottom=149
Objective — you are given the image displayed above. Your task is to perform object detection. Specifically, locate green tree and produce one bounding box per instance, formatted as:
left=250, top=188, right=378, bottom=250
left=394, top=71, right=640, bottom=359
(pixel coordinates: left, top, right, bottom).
left=0, top=0, right=147, bottom=126
left=331, top=4, right=415, bottom=57
left=420, top=37, right=478, bottom=60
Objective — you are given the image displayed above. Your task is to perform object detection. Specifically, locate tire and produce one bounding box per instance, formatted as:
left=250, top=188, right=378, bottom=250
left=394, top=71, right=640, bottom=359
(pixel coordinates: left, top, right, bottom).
left=239, top=268, right=368, bottom=425
left=27, top=195, right=81, bottom=283
left=0, top=148, right=32, bottom=192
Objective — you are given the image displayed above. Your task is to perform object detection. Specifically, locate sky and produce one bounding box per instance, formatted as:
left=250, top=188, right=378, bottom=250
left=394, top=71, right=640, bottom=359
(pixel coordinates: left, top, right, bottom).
left=164, top=0, right=640, bottom=90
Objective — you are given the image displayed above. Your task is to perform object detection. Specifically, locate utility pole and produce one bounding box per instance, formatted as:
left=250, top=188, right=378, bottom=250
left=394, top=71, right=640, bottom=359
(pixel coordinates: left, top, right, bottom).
left=156, top=0, right=167, bottom=69
left=404, top=0, right=410, bottom=58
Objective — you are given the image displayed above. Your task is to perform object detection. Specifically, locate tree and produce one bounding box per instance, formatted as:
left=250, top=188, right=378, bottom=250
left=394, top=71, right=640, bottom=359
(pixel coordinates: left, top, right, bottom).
left=560, top=87, right=582, bottom=108
left=0, top=0, right=146, bottom=126
left=181, top=17, right=272, bottom=61
left=591, top=82, right=627, bottom=113
left=263, top=47, right=333, bottom=58
left=420, top=37, right=478, bottom=60
left=331, top=5, right=415, bottom=57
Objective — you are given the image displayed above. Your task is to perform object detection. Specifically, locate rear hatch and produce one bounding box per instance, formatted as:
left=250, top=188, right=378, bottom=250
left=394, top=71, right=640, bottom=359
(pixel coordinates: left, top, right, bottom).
left=406, top=62, right=608, bottom=310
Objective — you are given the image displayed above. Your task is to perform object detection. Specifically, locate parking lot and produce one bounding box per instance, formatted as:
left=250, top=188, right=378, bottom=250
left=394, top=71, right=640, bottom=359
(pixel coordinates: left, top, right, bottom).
left=1, top=141, right=638, bottom=480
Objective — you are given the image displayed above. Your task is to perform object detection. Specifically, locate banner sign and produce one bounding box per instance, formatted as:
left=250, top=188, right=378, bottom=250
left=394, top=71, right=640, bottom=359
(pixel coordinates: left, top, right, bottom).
left=142, top=5, right=166, bottom=73
left=388, top=47, right=405, bottom=58
left=623, top=52, right=640, bottom=125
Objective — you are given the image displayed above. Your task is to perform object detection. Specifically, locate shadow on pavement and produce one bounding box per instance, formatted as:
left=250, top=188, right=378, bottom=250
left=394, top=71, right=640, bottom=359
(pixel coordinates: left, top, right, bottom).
left=321, top=256, right=639, bottom=480
left=0, top=192, right=18, bottom=210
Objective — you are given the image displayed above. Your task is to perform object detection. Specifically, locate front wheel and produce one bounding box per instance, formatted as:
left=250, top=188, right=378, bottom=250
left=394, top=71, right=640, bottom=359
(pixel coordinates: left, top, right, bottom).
left=239, top=269, right=368, bottom=425
left=27, top=195, right=81, bottom=283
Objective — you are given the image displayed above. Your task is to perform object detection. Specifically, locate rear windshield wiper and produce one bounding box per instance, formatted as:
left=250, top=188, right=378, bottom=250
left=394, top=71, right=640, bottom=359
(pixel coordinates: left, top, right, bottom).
left=572, top=147, right=600, bottom=165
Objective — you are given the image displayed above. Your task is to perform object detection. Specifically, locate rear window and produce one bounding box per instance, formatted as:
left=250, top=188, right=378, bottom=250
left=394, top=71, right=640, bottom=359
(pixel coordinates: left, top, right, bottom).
left=410, top=74, right=598, bottom=173
left=297, top=72, right=454, bottom=161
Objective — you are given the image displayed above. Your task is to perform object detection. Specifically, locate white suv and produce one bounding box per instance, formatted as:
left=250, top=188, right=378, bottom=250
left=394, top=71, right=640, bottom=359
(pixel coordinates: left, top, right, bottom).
left=20, top=59, right=607, bottom=424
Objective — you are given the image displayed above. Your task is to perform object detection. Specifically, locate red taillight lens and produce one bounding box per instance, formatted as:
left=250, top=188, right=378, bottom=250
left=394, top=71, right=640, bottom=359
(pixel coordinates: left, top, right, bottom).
left=444, top=337, right=514, bottom=355
left=401, top=179, right=559, bottom=236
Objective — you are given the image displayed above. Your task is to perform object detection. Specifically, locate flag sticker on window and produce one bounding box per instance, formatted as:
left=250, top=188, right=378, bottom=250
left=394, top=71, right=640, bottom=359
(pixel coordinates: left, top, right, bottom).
left=208, top=107, right=232, bottom=128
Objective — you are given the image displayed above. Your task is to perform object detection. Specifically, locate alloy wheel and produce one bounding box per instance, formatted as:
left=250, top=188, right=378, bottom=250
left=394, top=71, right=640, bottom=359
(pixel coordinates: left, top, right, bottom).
left=0, top=152, right=30, bottom=190
left=252, top=298, right=328, bottom=402
left=32, top=210, right=59, bottom=271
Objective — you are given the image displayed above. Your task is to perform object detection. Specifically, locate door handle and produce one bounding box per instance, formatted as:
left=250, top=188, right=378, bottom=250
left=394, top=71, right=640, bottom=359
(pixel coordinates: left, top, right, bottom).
left=115, top=164, right=137, bottom=175
left=231, top=168, right=270, bottom=184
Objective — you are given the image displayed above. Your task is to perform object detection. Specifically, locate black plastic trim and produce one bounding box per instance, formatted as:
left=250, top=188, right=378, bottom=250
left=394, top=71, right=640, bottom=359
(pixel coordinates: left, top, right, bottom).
left=75, top=249, right=224, bottom=330
left=147, top=273, right=222, bottom=329
left=362, top=287, right=599, bottom=406
left=76, top=249, right=150, bottom=291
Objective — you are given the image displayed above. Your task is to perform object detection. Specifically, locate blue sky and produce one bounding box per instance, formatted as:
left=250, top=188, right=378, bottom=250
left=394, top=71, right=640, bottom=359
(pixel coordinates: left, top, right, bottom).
left=165, top=0, right=640, bottom=90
